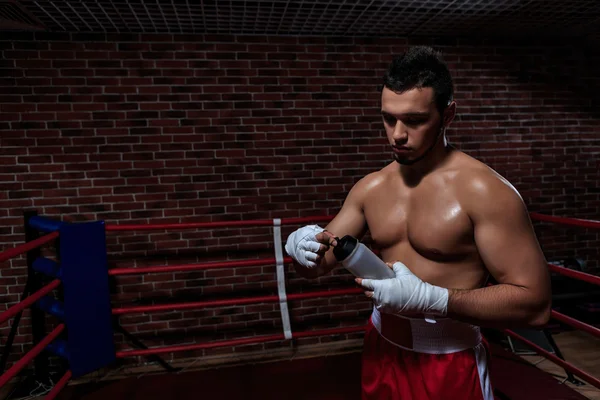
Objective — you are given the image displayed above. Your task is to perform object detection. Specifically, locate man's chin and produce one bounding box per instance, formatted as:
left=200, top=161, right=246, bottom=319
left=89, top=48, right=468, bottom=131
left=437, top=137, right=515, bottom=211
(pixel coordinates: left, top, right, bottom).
left=393, top=155, right=418, bottom=166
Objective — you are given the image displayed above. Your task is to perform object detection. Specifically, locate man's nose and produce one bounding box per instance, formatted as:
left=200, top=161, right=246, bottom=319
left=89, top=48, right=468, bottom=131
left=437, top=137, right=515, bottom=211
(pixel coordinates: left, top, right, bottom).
left=391, top=121, right=408, bottom=143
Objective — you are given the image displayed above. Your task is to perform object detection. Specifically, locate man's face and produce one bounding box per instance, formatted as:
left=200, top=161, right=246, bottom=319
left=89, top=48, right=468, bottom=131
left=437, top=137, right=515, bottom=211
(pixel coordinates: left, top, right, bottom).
left=380, top=86, right=443, bottom=165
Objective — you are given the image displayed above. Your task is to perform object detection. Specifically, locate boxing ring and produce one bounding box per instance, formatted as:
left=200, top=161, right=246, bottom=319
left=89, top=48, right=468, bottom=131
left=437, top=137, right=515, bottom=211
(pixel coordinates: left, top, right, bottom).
left=0, top=212, right=599, bottom=399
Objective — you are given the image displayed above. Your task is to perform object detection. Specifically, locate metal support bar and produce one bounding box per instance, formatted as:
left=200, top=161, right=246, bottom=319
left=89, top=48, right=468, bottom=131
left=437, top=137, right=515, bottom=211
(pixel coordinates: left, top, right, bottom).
left=113, top=322, right=180, bottom=373
left=543, top=329, right=584, bottom=386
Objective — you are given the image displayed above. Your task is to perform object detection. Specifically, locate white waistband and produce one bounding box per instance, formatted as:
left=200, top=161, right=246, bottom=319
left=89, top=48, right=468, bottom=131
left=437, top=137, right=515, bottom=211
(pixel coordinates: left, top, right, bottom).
left=371, top=307, right=481, bottom=354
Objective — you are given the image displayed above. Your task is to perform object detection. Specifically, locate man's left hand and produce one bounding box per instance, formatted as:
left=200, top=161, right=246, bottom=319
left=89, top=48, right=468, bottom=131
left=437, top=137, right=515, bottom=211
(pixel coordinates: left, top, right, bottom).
left=356, top=262, right=449, bottom=317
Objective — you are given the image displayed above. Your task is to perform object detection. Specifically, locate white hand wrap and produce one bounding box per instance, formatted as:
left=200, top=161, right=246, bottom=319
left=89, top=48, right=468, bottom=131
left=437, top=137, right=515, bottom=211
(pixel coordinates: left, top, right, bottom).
left=284, top=225, right=325, bottom=269
left=360, top=262, right=449, bottom=317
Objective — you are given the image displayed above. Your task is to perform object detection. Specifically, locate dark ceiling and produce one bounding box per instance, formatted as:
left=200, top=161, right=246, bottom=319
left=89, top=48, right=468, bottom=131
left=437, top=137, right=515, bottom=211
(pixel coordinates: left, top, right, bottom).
left=1, top=0, right=600, bottom=41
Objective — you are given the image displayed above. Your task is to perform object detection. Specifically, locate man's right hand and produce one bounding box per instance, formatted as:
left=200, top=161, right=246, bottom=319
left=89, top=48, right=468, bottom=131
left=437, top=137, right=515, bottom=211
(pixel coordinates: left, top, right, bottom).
left=284, top=225, right=338, bottom=269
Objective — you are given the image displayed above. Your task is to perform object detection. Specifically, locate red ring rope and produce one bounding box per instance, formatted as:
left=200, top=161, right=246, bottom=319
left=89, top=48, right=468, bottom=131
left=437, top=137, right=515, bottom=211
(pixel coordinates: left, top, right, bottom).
left=0, top=232, right=59, bottom=263
left=116, top=326, right=366, bottom=358
left=44, top=370, right=72, bottom=400
left=105, top=216, right=334, bottom=232
left=504, top=329, right=600, bottom=389
left=0, top=279, right=61, bottom=325
left=547, top=263, right=600, bottom=286
left=530, top=212, right=600, bottom=229
left=551, top=310, right=600, bottom=339
left=0, top=324, right=65, bottom=389
left=108, top=257, right=294, bottom=276
left=112, top=288, right=363, bottom=315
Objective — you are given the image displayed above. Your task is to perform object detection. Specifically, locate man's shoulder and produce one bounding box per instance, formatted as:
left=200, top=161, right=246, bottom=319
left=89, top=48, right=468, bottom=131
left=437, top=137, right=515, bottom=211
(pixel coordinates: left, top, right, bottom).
left=346, top=163, right=395, bottom=203
left=457, top=159, right=517, bottom=197
left=451, top=153, right=526, bottom=217
left=356, top=162, right=395, bottom=189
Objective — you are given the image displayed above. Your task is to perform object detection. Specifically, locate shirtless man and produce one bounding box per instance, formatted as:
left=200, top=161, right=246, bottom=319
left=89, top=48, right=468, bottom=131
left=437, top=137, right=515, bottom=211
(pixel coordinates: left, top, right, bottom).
left=284, top=46, right=552, bottom=399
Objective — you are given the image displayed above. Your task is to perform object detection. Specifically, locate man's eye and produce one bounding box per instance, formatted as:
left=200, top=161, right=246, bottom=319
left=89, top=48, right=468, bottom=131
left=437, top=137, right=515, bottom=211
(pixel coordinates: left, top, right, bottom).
left=383, top=115, right=396, bottom=125
left=405, top=119, right=424, bottom=126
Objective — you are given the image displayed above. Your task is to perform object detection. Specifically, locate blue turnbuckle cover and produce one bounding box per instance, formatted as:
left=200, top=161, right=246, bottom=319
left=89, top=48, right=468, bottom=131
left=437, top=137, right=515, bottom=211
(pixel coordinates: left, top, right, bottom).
left=36, top=296, right=65, bottom=320
left=32, top=257, right=62, bottom=279
left=28, top=216, right=64, bottom=233
left=46, top=339, right=69, bottom=359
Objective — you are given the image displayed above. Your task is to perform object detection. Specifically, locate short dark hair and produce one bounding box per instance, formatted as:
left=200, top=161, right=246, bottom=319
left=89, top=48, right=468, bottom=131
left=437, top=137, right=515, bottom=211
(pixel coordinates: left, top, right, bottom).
left=382, top=46, right=454, bottom=115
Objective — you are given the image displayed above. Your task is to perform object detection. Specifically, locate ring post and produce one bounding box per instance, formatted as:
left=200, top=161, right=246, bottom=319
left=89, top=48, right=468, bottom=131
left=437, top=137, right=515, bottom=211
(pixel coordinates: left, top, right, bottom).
left=25, top=210, right=51, bottom=385
left=59, top=220, right=116, bottom=377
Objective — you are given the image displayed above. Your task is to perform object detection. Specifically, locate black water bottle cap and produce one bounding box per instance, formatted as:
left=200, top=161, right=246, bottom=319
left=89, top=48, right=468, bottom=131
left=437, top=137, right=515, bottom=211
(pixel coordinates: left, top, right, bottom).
left=333, top=235, right=358, bottom=262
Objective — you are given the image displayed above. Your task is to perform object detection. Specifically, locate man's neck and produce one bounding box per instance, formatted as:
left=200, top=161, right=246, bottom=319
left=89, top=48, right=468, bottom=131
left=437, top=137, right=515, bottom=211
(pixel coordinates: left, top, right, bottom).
left=399, top=141, right=454, bottom=186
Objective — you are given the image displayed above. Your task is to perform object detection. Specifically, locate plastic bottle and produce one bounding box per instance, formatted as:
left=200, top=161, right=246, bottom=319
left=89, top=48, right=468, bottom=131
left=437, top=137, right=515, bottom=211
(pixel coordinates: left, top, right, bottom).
left=334, top=235, right=437, bottom=324
left=332, top=235, right=395, bottom=280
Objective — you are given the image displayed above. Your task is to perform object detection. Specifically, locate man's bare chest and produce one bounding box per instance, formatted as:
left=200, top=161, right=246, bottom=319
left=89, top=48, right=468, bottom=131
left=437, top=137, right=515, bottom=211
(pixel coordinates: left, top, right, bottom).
left=363, top=186, right=476, bottom=260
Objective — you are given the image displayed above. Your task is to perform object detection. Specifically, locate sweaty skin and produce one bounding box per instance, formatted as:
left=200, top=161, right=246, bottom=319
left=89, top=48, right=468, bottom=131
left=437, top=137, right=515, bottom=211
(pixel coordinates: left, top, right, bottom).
left=296, top=87, right=551, bottom=347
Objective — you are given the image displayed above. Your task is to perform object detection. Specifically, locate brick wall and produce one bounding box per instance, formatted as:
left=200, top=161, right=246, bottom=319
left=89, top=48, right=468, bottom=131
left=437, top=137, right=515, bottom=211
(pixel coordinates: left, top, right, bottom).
left=0, top=32, right=599, bottom=375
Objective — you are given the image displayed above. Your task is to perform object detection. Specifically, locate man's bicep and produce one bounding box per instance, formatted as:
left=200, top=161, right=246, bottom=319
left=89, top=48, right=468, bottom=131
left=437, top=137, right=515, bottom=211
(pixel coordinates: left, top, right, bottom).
left=473, top=190, right=549, bottom=291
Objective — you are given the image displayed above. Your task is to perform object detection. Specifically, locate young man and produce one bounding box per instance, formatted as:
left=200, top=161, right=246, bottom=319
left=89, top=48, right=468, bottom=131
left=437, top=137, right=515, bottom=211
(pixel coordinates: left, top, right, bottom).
left=285, top=46, right=551, bottom=399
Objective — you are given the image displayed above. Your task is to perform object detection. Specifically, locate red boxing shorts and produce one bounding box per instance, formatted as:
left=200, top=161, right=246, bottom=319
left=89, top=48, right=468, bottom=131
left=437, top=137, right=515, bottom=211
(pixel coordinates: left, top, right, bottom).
left=361, top=309, right=494, bottom=399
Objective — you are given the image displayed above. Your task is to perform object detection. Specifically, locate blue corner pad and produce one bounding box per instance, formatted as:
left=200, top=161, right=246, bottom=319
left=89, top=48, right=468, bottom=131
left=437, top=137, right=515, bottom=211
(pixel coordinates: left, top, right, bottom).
left=32, top=257, right=62, bottom=279
left=46, top=339, right=69, bottom=359
left=29, top=216, right=65, bottom=233
left=36, top=296, right=65, bottom=320
left=59, top=220, right=115, bottom=378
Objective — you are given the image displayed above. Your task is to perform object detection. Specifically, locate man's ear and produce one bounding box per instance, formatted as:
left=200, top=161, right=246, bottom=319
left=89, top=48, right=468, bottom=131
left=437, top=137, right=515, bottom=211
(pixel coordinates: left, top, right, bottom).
left=443, top=101, right=456, bottom=127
